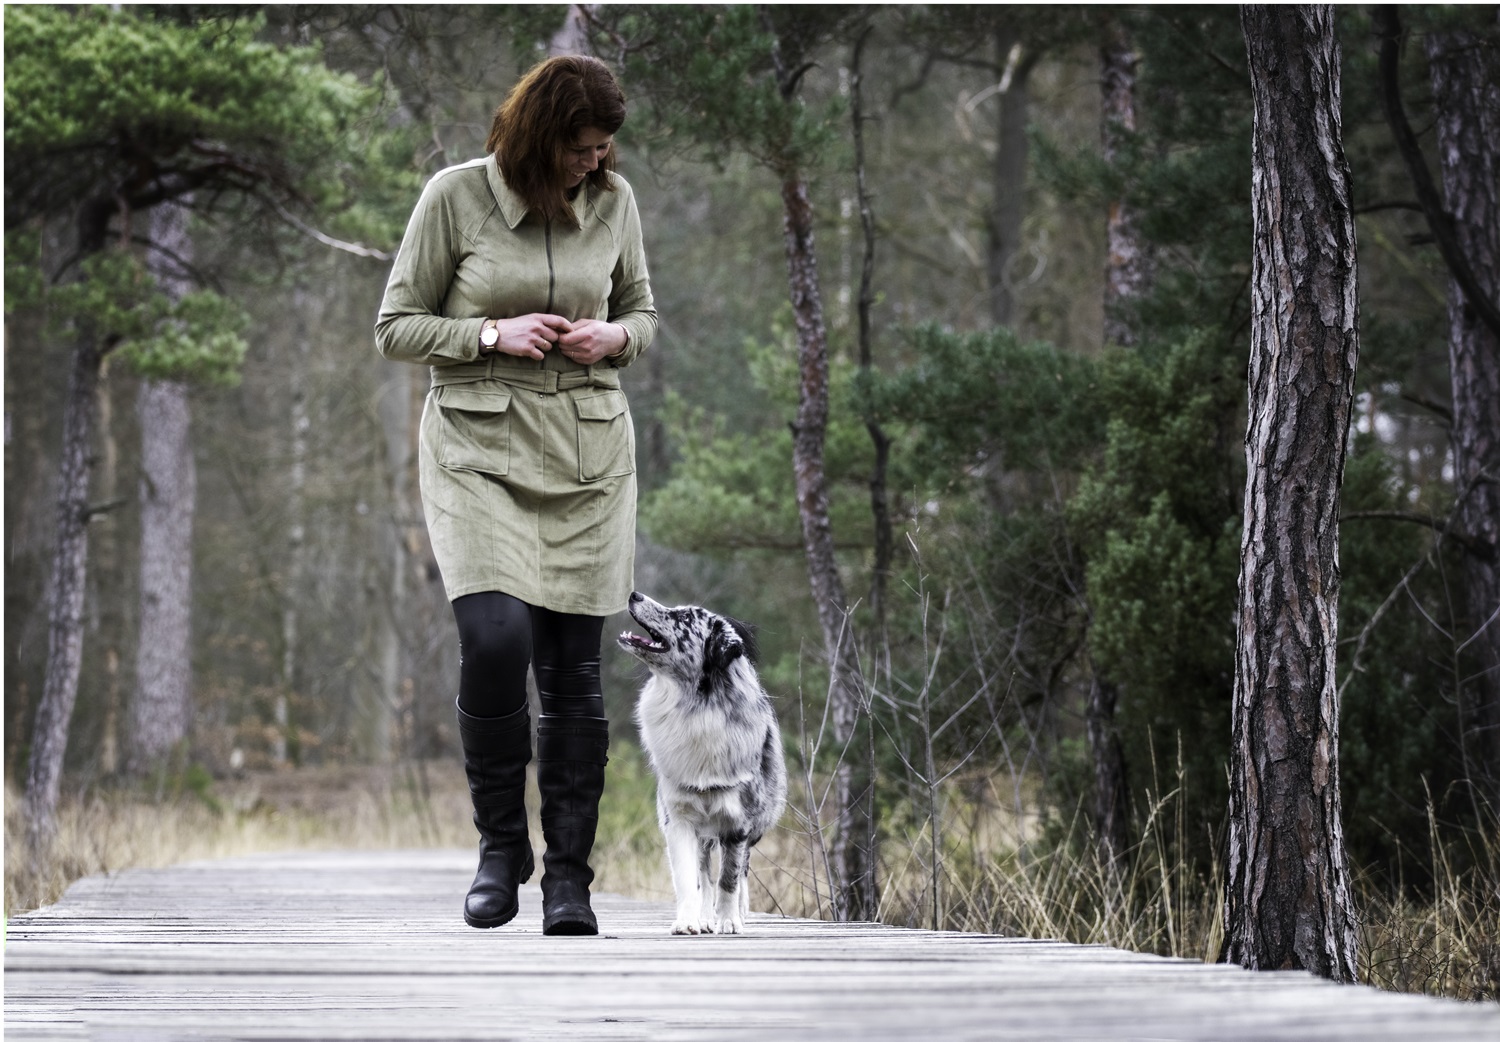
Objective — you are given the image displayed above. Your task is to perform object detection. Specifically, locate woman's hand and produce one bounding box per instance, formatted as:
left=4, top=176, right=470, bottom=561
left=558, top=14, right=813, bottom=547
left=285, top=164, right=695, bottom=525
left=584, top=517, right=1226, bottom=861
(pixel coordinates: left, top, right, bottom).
left=486, top=314, right=573, bottom=360
left=556, top=319, right=628, bottom=365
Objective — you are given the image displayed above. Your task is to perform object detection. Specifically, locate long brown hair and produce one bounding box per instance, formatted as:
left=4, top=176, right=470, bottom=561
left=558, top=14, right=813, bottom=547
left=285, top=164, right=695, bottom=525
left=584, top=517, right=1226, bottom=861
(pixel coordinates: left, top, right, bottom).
left=486, top=55, right=626, bottom=227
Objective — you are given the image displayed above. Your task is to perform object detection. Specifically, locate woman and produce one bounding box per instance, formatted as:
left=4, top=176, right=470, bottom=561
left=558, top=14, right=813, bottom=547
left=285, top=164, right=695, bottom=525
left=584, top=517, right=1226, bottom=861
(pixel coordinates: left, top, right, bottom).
left=375, top=55, right=655, bottom=936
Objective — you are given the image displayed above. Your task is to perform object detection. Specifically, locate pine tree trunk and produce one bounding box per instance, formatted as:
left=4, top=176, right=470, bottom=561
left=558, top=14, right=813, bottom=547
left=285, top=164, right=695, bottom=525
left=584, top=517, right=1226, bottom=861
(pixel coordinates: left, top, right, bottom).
left=24, top=334, right=103, bottom=852
left=987, top=27, right=1032, bottom=328
left=1086, top=671, right=1129, bottom=871
left=1101, top=16, right=1152, bottom=347
left=849, top=26, right=894, bottom=642
left=131, top=378, right=196, bottom=774
left=372, top=327, right=411, bottom=766
left=94, top=356, right=124, bottom=777
left=23, top=198, right=114, bottom=851
left=1226, top=4, right=1359, bottom=981
left=1088, top=14, right=1147, bottom=875
left=276, top=283, right=312, bottom=766
left=1427, top=28, right=1500, bottom=804
left=130, top=201, right=197, bottom=776
left=781, top=172, right=878, bottom=921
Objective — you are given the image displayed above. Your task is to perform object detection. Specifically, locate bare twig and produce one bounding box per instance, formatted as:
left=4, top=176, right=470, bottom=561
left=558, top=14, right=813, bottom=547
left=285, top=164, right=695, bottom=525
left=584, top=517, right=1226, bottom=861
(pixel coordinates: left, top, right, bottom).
left=267, top=197, right=392, bottom=261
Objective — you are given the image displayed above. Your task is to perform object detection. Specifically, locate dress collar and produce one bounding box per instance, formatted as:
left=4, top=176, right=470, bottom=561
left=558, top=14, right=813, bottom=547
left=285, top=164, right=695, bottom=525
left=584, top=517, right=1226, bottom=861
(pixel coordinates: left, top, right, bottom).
left=487, top=154, right=596, bottom=230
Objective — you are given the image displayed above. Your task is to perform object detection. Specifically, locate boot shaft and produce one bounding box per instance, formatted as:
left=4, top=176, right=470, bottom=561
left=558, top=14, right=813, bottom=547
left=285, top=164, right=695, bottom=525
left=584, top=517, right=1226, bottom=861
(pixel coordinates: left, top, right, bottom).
left=536, top=714, right=609, bottom=828
left=457, top=702, right=532, bottom=835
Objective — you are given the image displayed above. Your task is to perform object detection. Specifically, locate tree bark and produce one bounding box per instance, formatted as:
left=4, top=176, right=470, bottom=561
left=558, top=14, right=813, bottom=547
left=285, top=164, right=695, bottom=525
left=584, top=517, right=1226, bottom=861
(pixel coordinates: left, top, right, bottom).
left=372, top=317, right=410, bottom=766
left=94, top=355, right=124, bottom=777
left=1101, top=15, right=1152, bottom=348
left=761, top=6, right=877, bottom=922
left=850, top=26, right=894, bottom=642
left=130, top=201, right=197, bottom=777
left=276, top=282, right=312, bottom=767
left=1427, top=27, right=1500, bottom=805
left=131, top=379, right=195, bottom=774
left=780, top=173, right=879, bottom=922
left=24, top=333, right=103, bottom=853
left=1087, top=14, right=1147, bottom=876
left=23, top=199, right=114, bottom=852
left=1086, top=670, right=1130, bottom=872
left=1226, top=4, right=1359, bottom=981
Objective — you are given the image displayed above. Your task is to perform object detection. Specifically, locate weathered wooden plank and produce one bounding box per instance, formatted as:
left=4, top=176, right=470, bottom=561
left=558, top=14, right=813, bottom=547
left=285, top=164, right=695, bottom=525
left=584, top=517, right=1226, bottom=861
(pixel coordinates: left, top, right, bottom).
left=5, top=850, right=1496, bottom=1041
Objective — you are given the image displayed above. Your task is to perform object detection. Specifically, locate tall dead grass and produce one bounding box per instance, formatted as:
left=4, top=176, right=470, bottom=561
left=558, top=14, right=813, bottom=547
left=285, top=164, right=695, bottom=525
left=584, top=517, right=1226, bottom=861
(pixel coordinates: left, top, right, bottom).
left=751, top=765, right=1499, bottom=1002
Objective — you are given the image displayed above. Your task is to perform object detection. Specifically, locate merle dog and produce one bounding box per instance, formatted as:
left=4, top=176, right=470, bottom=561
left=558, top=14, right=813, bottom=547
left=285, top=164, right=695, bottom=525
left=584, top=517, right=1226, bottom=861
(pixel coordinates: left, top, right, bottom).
left=618, top=592, right=787, bottom=935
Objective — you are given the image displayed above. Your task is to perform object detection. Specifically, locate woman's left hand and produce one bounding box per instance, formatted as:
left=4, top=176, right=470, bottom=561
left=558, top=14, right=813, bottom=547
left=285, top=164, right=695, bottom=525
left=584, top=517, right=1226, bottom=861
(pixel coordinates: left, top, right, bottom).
left=556, top=319, right=627, bottom=365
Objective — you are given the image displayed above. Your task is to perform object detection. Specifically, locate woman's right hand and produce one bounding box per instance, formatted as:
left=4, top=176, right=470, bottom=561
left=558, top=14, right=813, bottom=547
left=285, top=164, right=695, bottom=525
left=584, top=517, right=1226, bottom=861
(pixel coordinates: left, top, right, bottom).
left=484, top=314, right=574, bottom=360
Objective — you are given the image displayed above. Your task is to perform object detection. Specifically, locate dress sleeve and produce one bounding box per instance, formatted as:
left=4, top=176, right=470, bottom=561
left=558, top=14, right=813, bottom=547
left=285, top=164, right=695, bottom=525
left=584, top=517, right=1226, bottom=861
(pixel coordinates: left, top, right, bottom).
left=603, top=181, right=658, bottom=368
left=374, top=175, right=486, bottom=367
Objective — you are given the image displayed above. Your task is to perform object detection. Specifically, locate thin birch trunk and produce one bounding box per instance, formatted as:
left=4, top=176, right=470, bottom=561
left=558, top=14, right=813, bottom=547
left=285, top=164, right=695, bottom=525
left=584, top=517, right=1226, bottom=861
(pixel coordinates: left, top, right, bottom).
left=1101, top=16, right=1152, bottom=348
left=987, top=28, right=1033, bottom=328
left=1226, top=4, right=1359, bottom=981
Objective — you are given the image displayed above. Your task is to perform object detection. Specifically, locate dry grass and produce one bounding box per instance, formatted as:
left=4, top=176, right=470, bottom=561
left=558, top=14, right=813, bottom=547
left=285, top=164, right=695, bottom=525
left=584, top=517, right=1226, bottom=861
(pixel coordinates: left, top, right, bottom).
left=7, top=752, right=1498, bottom=1002
left=4, top=759, right=476, bottom=916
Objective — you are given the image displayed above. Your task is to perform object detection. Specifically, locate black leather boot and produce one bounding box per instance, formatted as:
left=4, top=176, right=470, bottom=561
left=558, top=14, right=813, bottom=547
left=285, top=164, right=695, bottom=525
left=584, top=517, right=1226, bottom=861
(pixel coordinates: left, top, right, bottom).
left=457, top=703, right=535, bottom=928
left=536, top=714, right=609, bottom=936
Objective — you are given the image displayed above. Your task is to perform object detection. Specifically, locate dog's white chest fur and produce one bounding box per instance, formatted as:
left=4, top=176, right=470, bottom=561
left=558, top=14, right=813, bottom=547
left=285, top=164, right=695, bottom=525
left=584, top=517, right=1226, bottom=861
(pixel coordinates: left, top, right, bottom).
left=636, top=674, right=764, bottom=792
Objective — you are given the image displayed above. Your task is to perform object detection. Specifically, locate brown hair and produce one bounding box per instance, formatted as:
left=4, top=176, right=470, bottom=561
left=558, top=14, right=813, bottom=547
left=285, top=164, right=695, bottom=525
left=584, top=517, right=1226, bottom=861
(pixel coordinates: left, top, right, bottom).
left=486, top=55, right=626, bottom=227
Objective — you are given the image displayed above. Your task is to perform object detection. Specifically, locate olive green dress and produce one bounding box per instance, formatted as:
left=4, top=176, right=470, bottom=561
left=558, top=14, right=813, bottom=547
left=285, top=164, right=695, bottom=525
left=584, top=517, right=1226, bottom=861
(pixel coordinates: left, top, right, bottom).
left=375, top=156, right=656, bottom=615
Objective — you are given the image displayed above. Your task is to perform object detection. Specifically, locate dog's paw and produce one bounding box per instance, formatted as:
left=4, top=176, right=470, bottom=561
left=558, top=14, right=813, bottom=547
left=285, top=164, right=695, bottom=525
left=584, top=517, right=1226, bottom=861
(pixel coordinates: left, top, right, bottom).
left=717, top=913, right=744, bottom=935
left=671, top=917, right=703, bottom=935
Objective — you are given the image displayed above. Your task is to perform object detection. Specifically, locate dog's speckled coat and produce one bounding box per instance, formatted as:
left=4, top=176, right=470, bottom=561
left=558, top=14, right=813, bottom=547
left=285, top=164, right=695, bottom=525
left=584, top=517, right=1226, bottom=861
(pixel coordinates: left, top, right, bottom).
left=619, top=592, right=787, bottom=934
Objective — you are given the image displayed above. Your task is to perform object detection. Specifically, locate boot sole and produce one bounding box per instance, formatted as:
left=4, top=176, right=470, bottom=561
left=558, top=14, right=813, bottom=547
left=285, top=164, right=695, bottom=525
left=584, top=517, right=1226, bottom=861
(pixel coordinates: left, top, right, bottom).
left=542, top=916, right=598, bottom=936
left=464, top=906, right=520, bottom=929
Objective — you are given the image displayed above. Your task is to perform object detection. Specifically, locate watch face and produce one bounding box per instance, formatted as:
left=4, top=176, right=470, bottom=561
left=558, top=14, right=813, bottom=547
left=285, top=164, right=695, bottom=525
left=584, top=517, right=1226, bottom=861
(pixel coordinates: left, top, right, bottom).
left=481, top=325, right=499, bottom=346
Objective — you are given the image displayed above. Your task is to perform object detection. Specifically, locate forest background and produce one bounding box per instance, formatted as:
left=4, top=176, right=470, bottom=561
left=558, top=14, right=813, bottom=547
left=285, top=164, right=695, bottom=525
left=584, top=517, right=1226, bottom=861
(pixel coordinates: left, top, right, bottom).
left=4, top=4, right=1497, bottom=999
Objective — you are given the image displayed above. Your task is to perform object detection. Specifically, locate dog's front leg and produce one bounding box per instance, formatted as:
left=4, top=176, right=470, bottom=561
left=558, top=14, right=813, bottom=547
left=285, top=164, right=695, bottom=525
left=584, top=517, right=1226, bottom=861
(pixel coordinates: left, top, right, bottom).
left=696, top=837, right=717, bottom=933
left=714, top=836, right=750, bottom=934
left=665, top=817, right=706, bottom=935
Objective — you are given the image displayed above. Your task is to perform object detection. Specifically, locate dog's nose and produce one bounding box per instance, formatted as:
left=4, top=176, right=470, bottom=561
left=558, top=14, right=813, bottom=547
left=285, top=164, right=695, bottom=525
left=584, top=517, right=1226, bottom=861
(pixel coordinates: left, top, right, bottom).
left=629, top=591, right=642, bottom=603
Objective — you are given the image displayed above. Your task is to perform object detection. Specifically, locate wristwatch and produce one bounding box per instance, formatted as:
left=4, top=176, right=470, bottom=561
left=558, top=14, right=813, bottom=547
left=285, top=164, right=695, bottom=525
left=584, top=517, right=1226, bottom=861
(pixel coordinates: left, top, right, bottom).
left=479, top=320, right=500, bottom=350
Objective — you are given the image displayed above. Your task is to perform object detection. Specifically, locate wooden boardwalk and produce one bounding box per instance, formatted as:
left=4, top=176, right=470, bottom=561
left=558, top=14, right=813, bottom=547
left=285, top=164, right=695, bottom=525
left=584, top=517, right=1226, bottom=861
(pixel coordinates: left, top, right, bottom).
left=5, top=850, right=1497, bottom=1041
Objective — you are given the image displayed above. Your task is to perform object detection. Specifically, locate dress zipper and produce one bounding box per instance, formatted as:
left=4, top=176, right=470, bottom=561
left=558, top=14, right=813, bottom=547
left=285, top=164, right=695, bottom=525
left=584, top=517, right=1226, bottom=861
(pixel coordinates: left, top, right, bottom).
left=544, top=219, right=555, bottom=313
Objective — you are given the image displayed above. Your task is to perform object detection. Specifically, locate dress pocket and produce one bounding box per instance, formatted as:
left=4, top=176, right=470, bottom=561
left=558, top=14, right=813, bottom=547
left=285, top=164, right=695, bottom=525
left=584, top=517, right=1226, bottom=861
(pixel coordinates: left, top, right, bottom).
left=574, top=390, right=635, bottom=482
left=435, top=385, right=512, bottom=476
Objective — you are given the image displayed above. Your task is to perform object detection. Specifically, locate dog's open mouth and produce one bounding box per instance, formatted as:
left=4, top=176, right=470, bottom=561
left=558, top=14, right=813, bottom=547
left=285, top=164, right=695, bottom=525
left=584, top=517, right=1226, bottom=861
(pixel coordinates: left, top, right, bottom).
left=618, top=625, right=669, bottom=654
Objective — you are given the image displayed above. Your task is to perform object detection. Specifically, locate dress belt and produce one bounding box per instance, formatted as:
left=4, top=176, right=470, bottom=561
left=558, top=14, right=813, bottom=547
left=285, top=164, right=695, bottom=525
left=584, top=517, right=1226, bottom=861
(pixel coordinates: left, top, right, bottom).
left=430, top=358, right=620, bottom=394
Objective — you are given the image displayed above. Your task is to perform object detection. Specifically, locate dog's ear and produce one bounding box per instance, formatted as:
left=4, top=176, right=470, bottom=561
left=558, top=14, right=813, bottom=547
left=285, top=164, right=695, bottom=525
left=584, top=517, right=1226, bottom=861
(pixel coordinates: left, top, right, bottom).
left=725, top=616, right=758, bottom=666
left=702, top=618, right=746, bottom=679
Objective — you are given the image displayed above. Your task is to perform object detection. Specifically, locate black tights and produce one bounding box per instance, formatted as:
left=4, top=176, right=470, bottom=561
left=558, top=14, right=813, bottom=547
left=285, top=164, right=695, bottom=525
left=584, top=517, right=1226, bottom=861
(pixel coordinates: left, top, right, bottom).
left=452, top=591, right=605, bottom=720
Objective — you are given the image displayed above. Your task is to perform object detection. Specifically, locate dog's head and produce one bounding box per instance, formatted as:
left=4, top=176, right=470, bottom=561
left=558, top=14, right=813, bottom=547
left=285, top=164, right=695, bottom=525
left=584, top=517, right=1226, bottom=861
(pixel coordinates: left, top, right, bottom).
left=617, top=591, right=758, bottom=695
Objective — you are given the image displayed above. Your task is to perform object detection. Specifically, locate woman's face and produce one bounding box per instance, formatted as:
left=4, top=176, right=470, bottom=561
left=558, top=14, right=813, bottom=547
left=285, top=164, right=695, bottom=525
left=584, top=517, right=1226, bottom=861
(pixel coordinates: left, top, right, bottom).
left=564, top=127, right=613, bottom=187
